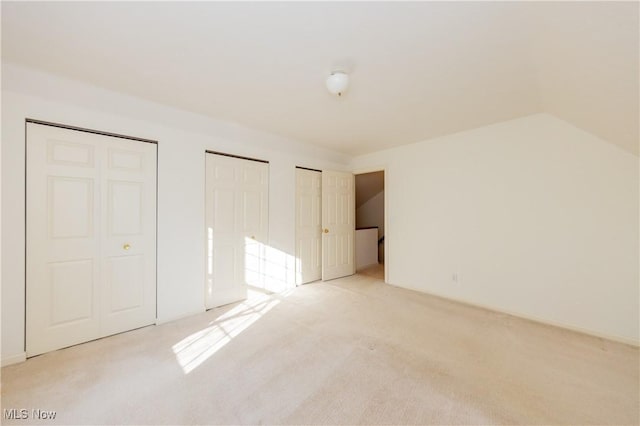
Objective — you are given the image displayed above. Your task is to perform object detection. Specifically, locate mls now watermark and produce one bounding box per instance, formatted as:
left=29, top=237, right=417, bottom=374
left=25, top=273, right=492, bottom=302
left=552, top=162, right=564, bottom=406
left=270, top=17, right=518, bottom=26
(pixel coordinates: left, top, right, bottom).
left=4, top=409, right=57, bottom=420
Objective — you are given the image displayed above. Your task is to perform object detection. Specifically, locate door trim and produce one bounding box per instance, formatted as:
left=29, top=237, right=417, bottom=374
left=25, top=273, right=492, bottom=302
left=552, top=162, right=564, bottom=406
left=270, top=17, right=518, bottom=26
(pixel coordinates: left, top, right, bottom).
left=295, top=165, right=322, bottom=173
left=205, top=150, right=269, bottom=164
left=25, top=118, right=158, bottom=144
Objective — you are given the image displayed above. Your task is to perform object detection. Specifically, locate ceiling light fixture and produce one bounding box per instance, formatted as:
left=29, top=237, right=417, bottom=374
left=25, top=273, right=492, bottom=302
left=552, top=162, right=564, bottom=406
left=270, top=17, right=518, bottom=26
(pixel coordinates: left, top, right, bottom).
left=326, top=71, right=349, bottom=97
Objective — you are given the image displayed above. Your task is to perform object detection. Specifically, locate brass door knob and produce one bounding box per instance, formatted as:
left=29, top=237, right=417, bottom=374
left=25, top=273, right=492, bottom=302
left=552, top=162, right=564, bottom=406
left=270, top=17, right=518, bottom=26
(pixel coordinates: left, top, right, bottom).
left=123, top=243, right=131, bottom=250
left=323, top=229, right=329, bottom=234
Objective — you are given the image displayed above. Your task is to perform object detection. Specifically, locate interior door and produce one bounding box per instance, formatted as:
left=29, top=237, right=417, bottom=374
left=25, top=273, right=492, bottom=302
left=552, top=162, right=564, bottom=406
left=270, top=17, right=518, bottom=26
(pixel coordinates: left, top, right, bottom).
left=26, top=122, right=157, bottom=357
left=240, top=160, right=269, bottom=290
left=26, top=124, right=101, bottom=356
left=295, top=168, right=322, bottom=284
left=321, top=170, right=355, bottom=281
left=101, top=138, right=157, bottom=336
left=205, top=153, right=268, bottom=309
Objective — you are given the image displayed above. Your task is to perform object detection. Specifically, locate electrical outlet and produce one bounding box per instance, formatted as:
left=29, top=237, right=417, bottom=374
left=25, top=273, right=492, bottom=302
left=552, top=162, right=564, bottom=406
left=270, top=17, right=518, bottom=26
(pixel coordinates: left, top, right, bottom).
left=452, top=272, right=458, bottom=283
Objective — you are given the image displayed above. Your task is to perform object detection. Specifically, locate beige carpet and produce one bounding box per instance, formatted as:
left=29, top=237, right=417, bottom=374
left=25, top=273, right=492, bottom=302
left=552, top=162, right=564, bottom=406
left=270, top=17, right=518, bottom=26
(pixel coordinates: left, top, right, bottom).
left=2, top=265, right=638, bottom=425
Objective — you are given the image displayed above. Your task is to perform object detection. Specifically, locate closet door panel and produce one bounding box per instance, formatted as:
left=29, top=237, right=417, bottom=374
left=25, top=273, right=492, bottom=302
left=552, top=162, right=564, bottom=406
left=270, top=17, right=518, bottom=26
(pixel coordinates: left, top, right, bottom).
left=26, top=123, right=157, bottom=356
left=27, top=124, right=101, bottom=356
left=101, top=137, right=156, bottom=336
left=205, top=154, right=268, bottom=308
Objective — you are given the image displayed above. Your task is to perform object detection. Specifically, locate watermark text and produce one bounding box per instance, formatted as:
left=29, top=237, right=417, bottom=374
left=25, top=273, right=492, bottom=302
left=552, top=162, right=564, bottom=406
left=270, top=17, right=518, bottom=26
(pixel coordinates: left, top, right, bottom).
left=4, top=409, right=57, bottom=421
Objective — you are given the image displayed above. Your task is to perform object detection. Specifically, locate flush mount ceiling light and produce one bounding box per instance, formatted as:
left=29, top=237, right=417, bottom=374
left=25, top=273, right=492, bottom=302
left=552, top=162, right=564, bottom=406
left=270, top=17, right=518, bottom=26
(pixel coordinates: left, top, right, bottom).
left=326, top=71, right=349, bottom=96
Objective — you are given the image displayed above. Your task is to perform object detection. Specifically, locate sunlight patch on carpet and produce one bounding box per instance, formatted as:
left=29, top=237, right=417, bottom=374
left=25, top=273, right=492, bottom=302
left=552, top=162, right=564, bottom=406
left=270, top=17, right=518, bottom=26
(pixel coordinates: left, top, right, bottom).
left=172, top=290, right=280, bottom=374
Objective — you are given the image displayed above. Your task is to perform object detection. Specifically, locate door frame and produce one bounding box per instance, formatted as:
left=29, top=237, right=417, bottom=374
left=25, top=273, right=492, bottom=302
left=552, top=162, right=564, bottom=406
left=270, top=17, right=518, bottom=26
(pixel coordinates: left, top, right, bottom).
left=24, top=118, right=159, bottom=356
left=352, top=166, right=389, bottom=284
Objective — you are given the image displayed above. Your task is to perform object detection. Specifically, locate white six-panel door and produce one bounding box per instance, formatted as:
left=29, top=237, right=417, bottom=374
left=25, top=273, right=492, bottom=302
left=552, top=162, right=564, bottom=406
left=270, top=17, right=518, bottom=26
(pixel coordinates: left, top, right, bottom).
left=321, top=170, right=355, bottom=281
left=26, top=122, right=157, bottom=357
left=295, top=168, right=322, bottom=284
left=100, top=136, right=157, bottom=336
left=205, top=153, right=268, bottom=309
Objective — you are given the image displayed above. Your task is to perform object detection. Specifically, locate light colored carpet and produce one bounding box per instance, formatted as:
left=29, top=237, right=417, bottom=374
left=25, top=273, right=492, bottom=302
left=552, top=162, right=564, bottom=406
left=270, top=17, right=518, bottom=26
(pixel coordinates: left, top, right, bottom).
left=2, top=265, right=638, bottom=425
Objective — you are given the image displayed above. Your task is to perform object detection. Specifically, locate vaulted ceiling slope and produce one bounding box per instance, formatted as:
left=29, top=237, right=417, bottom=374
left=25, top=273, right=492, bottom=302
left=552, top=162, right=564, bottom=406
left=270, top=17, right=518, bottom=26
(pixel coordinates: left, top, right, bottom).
left=2, top=2, right=638, bottom=156
left=356, top=172, right=384, bottom=209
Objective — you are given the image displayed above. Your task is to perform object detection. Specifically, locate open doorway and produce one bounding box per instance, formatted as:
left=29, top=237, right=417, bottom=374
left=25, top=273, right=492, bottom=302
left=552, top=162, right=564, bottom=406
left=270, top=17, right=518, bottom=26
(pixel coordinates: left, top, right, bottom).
left=354, top=171, right=385, bottom=280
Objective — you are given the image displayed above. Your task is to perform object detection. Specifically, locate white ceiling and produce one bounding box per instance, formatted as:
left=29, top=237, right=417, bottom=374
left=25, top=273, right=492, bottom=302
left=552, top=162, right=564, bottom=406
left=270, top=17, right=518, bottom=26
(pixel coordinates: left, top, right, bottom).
left=2, top=2, right=638, bottom=156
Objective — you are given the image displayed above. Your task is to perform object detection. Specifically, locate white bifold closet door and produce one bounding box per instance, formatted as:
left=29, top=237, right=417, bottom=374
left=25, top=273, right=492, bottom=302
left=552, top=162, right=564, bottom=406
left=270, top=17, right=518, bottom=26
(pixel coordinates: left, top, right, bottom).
left=205, top=153, right=268, bottom=309
left=26, top=122, right=157, bottom=357
left=295, top=168, right=322, bottom=285
left=295, top=169, right=355, bottom=283
left=321, top=170, right=355, bottom=281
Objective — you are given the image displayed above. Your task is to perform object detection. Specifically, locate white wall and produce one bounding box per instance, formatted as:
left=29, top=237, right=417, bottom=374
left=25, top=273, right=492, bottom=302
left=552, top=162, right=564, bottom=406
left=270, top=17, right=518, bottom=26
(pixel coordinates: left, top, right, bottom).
left=355, top=228, right=378, bottom=270
left=356, top=189, right=385, bottom=262
left=352, top=113, right=639, bottom=344
left=3, top=63, right=637, bottom=366
left=1, top=63, right=349, bottom=364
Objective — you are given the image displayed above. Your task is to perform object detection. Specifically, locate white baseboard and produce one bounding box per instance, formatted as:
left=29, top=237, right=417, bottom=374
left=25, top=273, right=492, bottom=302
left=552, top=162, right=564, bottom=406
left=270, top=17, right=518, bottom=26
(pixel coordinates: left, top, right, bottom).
left=392, top=282, right=640, bottom=347
left=2, top=352, right=26, bottom=367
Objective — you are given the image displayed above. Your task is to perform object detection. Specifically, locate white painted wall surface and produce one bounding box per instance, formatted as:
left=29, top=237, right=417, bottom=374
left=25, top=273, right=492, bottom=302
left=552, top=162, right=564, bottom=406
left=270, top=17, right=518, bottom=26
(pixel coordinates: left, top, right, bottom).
left=352, top=114, right=639, bottom=344
left=1, top=63, right=349, bottom=364
left=356, top=190, right=385, bottom=262
left=355, top=228, right=378, bottom=270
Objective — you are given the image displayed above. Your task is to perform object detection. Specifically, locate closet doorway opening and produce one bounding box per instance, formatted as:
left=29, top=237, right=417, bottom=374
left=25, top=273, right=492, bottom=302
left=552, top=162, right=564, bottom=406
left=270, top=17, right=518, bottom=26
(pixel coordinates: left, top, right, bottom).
left=354, top=170, right=385, bottom=281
